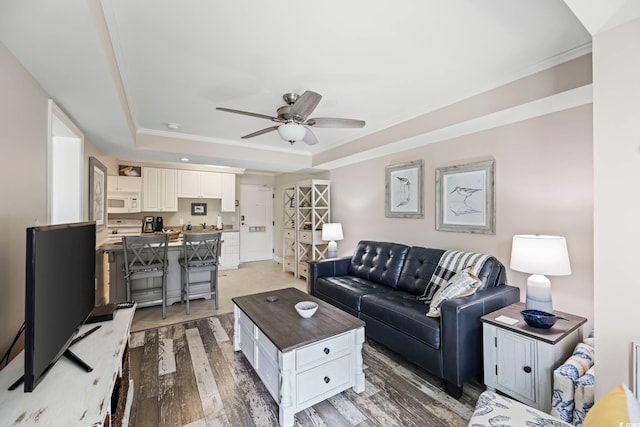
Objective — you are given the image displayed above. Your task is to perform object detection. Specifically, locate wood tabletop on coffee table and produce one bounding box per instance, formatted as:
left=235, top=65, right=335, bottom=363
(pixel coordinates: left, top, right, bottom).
left=232, top=287, right=365, bottom=353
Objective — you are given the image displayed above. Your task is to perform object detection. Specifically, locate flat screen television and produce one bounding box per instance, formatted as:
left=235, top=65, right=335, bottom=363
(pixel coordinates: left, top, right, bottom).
left=22, top=221, right=96, bottom=392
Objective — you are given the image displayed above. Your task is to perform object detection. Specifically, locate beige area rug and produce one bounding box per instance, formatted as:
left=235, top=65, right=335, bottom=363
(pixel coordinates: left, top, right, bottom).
left=131, top=260, right=307, bottom=333
left=128, top=313, right=482, bottom=427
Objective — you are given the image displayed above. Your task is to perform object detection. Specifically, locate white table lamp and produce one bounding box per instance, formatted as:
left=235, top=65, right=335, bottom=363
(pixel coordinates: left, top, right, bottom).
left=510, top=235, right=571, bottom=313
left=322, top=223, right=344, bottom=258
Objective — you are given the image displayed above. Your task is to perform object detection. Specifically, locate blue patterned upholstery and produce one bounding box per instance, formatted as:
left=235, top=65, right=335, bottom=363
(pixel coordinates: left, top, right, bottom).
left=550, top=331, right=595, bottom=426
left=469, top=390, right=572, bottom=426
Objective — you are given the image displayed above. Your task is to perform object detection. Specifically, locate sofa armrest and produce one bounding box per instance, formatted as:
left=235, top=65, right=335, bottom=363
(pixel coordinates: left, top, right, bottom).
left=440, top=284, right=520, bottom=387
left=307, top=257, right=351, bottom=295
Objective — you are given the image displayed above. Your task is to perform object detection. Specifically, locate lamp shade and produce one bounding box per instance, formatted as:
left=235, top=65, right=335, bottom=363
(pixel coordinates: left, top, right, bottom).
left=322, top=223, right=344, bottom=241
left=510, top=235, right=571, bottom=276
left=277, top=123, right=306, bottom=142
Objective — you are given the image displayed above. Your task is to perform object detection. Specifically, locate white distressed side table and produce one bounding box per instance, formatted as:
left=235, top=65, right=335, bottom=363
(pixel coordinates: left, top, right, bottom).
left=481, top=302, right=587, bottom=413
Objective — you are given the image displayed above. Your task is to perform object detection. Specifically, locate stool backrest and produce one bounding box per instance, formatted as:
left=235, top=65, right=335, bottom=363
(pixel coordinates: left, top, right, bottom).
left=182, top=232, right=222, bottom=268
left=122, top=234, right=169, bottom=274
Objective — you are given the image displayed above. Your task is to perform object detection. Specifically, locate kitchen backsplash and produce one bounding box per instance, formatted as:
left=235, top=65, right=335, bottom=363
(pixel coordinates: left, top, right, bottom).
left=109, top=198, right=238, bottom=230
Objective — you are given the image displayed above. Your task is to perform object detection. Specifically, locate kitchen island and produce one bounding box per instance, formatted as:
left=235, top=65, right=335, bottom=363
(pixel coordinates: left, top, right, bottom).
left=102, top=230, right=238, bottom=305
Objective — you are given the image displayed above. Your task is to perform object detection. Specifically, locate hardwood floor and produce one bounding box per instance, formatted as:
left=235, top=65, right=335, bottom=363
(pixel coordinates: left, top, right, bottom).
left=128, top=313, right=483, bottom=426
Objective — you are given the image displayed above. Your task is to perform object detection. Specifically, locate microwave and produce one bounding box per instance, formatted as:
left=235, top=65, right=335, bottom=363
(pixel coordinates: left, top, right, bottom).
left=107, top=193, right=141, bottom=213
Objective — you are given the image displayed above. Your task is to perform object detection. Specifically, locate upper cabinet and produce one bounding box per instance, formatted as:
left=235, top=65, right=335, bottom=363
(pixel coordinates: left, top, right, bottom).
left=107, top=175, right=142, bottom=193
left=178, top=170, right=236, bottom=212
left=221, top=173, right=236, bottom=212
left=142, top=167, right=178, bottom=212
left=178, top=170, right=221, bottom=198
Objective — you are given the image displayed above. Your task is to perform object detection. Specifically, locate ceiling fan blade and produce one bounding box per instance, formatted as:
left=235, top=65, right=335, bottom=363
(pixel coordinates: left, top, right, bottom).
left=302, top=127, right=319, bottom=145
left=241, top=126, right=279, bottom=139
left=216, top=107, right=278, bottom=121
left=290, top=91, right=322, bottom=121
left=305, top=117, right=365, bottom=128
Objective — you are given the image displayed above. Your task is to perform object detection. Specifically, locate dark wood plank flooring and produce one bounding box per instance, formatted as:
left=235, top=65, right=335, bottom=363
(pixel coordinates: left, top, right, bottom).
left=129, top=313, right=483, bottom=426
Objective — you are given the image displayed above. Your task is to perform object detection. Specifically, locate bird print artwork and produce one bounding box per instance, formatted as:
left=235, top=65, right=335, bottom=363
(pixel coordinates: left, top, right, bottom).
left=395, top=176, right=411, bottom=207
left=449, top=185, right=482, bottom=216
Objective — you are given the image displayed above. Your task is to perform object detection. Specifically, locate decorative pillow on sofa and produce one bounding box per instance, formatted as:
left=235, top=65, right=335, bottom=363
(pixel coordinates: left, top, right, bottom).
left=426, top=267, right=480, bottom=317
left=583, top=384, right=640, bottom=427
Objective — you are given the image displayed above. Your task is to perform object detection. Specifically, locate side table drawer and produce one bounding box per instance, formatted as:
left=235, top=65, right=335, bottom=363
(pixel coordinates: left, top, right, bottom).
left=296, top=354, right=351, bottom=405
left=296, top=332, right=351, bottom=370
left=284, top=229, right=295, bottom=239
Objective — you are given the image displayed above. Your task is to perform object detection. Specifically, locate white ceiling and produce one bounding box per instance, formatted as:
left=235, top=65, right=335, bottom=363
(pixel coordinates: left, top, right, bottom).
left=0, top=0, right=596, bottom=174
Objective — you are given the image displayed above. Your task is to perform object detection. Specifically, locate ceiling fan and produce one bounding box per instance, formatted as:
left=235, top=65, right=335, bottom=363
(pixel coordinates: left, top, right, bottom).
left=216, top=91, right=365, bottom=145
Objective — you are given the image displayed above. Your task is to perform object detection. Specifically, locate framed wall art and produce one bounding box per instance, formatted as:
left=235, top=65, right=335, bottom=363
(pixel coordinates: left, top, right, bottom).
left=385, top=160, right=424, bottom=218
left=191, top=202, right=207, bottom=216
left=88, top=156, right=107, bottom=231
left=436, top=160, right=495, bottom=234
left=118, top=164, right=141, bottom=177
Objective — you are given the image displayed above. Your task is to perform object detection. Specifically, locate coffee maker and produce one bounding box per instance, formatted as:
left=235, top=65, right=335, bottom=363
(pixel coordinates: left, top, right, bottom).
left=154, top=216, right=164, bottom=232
left=142, top=216, right=155, bottom=233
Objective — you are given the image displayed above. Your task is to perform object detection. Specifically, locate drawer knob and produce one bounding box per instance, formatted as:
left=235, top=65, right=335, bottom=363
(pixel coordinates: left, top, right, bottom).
left=523, top=366, right=532, bottom=373
left=324, top=347, right=330, bottom=355
left=324, top=376, right=330, bottom=384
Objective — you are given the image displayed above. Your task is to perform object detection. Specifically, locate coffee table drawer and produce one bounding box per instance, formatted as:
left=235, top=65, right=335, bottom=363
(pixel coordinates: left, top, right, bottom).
left=296, top=354, right=351, bottom=405
left=296, top=332, right=351, bottom=370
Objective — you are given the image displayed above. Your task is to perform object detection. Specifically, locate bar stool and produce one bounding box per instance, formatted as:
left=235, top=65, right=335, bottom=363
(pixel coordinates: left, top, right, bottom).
left=122, top=234, right=169, bottom=319
left=180, top=231, right=222, bottom=314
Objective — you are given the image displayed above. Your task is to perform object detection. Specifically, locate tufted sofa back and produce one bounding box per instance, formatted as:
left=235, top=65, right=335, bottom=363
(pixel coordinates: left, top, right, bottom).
left=348, top=241, right=410, bottom=288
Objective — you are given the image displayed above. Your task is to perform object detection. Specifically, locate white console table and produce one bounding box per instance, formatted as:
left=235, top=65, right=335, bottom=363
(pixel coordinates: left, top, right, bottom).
left=0, top=306, right=135, bottom=426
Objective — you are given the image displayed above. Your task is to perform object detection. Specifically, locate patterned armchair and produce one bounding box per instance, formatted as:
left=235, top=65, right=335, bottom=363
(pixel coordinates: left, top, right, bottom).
left=550, top=331, right=595, bottom=426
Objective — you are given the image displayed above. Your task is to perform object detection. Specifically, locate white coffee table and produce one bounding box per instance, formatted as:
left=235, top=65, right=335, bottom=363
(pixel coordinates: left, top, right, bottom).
left=233, top=287, right=365, bottom=427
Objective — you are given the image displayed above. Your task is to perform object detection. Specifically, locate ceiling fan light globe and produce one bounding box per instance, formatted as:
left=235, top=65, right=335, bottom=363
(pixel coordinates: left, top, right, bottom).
left=278, top=123, right=306, bottom=143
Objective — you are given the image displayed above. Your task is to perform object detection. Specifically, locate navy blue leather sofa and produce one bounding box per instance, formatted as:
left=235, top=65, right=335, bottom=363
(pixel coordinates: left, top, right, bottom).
left=308, top=240, right=520, bottom=398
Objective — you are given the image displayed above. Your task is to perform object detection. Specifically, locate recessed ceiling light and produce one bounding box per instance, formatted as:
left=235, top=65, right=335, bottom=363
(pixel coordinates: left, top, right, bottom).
left=181, top=157, right=189, bottom=162
left=167, top=123, right=180, bottom=130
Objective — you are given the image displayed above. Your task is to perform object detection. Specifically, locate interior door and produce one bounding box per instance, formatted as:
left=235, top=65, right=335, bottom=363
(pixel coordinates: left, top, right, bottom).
left=240, top=185, right=274, bottom=262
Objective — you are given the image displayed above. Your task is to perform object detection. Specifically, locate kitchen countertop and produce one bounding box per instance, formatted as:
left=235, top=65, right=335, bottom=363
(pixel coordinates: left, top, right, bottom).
left=99, top=229, right=239, bottom=251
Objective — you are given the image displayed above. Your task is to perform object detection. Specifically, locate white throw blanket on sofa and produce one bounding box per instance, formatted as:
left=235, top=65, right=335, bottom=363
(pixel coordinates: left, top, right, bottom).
left=417, top=250, right=489, bottom=302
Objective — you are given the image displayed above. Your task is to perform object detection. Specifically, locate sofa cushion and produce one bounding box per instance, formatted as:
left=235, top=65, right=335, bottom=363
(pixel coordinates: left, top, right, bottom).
left=314, top=276, right=392, bottom=311
left=426, top=267, right=481, bottom=318
left=348, top=241, right=410, bottom=288
left=396, top=247, right=444, bottom=295
left=360, top=291, right=441, bottom=349
left=418, top=250, right=490, bottom=302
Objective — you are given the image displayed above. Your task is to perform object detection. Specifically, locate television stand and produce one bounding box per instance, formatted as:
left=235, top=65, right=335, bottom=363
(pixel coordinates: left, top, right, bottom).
left=7, top=325, right=101, bottom=391
left=0, top=306, right=135, bottom=426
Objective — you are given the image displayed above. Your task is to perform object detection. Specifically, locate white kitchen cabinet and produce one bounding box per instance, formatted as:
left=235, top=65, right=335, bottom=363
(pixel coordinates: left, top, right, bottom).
left=142, top=167, right=177, bottom=212
left=177, top=170, right=221, bottom=198
left=481, top=302, right=587, bottom=413
left=107, top=175, right=142, bottom=193
left=221, top=173, right=236, bottom=212
left=219, top=231, right=239, bottom=270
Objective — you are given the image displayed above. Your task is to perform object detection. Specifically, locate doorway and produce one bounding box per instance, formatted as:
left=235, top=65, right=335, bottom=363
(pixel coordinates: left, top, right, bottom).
left=48, top=100, right=84, bottom=225
left=239, top=184, right=274, bottom=262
